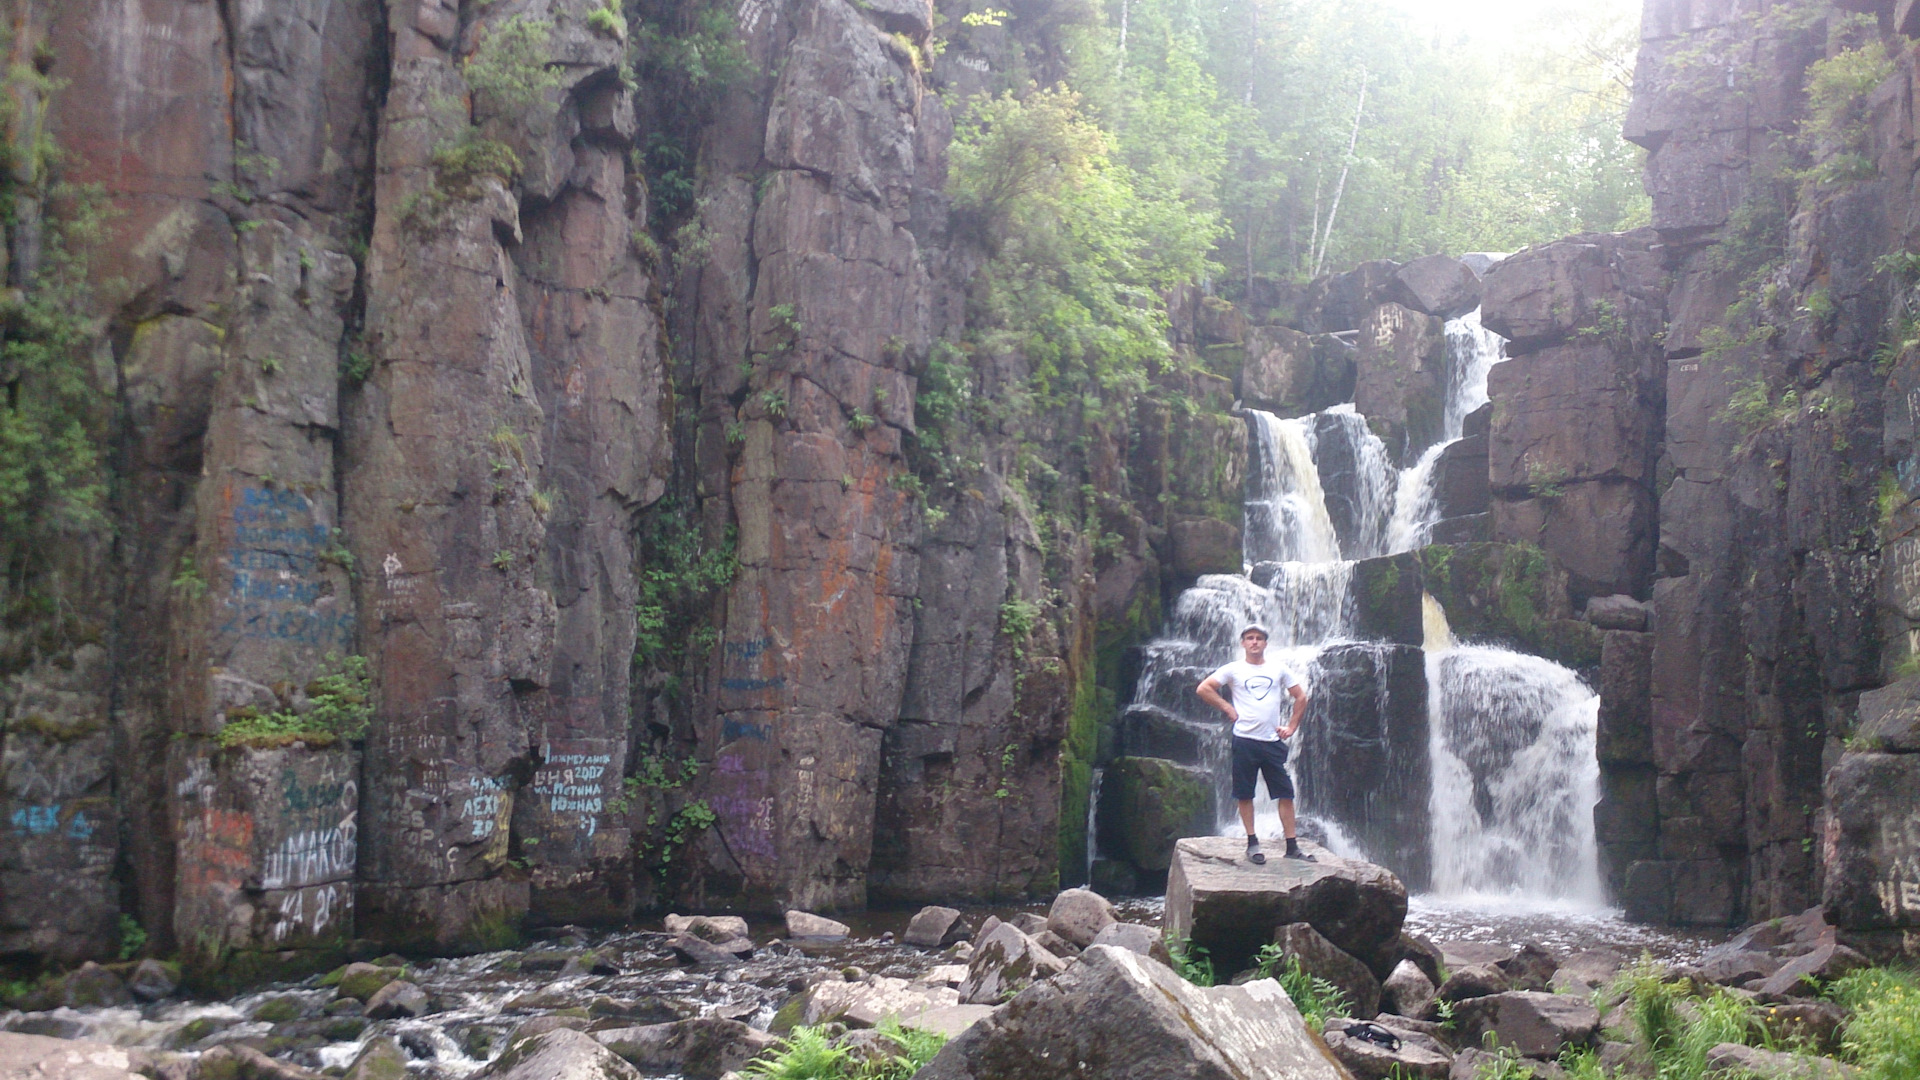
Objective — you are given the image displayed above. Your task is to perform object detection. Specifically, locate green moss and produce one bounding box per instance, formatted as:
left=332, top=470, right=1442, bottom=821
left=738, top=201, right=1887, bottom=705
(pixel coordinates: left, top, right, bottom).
left=336, top=965, right=403, bottom=1002
left=468, top=909, right=523, bottom=952
left=769, top=996, right=807, bottom=1035
left=251, top=995, right=306, bottom=1023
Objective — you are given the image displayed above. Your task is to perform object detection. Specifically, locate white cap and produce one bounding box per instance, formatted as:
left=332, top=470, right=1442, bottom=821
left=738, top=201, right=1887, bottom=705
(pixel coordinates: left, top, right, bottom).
left=1240, top=624, right=1270, bottom=639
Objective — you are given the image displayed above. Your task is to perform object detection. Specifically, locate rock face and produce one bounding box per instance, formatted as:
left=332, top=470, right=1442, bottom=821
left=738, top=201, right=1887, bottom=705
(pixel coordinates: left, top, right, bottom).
left=1165, top=836, right=1408, bottom=979
left=917, top=945, right=1351, bottom=1080
left=1453, top=991, right=1599, bottom=1059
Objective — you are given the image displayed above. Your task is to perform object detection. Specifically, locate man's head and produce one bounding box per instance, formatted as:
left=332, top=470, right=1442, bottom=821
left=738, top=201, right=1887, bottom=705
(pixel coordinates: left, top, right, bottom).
left=1240, top=625, right=1269, bottom=660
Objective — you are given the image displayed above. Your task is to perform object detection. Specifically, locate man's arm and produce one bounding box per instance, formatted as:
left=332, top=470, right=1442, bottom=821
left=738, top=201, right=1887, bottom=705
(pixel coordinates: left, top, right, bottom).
left=1278, top=683, right=1308, bottom=739
left=1197, top=676, right=1237, bottom=723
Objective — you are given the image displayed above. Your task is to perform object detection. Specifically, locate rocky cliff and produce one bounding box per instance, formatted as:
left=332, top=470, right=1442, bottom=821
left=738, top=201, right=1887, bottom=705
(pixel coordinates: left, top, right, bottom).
left=0, top=0, right=1244, bottom=980
left=9, top=0, right=1920, bottom=984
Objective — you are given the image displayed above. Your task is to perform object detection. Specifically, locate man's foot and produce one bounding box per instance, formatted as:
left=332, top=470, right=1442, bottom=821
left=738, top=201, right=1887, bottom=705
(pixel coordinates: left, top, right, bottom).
left=1283, top=839, right=1315, bottom=862
left=1246, top=836, right=1266, bottom=865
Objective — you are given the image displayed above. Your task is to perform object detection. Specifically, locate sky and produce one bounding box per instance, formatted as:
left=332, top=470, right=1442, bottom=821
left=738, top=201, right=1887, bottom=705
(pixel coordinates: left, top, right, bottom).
left=1381, top=0, right=1643, bottom=47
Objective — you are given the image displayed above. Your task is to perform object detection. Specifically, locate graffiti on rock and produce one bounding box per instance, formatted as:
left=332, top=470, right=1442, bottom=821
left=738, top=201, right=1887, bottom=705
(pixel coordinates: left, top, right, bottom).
left=216, top=485, right=353, bottom=649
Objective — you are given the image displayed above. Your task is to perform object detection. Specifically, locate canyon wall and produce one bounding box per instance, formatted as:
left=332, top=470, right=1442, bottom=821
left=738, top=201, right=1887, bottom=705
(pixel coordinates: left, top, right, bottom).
left=8, top=0, right=1920, bottom=982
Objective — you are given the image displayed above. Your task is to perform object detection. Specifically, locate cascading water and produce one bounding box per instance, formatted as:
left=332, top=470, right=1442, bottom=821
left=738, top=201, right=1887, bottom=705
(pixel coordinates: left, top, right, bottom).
left=1427, top=647, right=1603, bottom=902
left=1109, top=302, right=1607, bottom=906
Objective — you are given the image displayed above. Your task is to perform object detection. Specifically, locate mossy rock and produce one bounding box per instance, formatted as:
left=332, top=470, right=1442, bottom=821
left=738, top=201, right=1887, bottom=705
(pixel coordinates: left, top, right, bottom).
left=769, top=995, right=806, bottom=1035
left=1422, top=542, right=1576, bottom=657
left=1351, top=552, right=1424, bottom=646
left=250, top=995, right=307, bottom=1023
left=332, top=963, right=405, bottom=1002
left=343, top=1038, right=408, bottom=1080
left=1098, top=757, right=1212, bottom=873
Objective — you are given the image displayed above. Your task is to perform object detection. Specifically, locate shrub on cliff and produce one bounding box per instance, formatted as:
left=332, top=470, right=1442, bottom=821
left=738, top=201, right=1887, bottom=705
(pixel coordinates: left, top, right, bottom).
left=215, top=654, right=374, bottom=750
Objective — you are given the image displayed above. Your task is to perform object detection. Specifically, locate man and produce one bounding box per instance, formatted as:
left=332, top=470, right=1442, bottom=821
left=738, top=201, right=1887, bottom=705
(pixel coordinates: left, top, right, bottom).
left=1196, top=624, right=1312, bottom=864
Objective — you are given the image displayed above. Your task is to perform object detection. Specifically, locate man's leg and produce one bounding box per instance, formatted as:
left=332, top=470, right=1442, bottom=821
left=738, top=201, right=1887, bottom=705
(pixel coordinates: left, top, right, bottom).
left=1239, top=799, right=1257, bottom=836
left=1277, top=798, right=1297, bottom=840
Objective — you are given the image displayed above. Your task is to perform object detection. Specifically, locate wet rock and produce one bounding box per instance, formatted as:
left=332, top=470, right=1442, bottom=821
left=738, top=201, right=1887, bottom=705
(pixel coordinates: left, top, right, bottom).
left=798, top=975, right=957, bottom=1028
left=1171, top=517, right=1245, bottom=578
left=329, top=963, right=402, bottom=1003
left=670, top=934, right=752, bottom=966
left=1242, top=327, right=1357, bottom=416
left=1586, top=595, right=1651, bottom=632
left=506, top=1017, right=591, bottom=1045
left=920, top=964, right=970, bottom=988
left=918, top=945, right=1348, bottom=1080
left=663, top=915, right=751, bottom=942
left=1495, top=944, right=1559, bottom=992
left=192, top=1043, right=325, bottom=1080
left=477, top=1029, right=644, bottom=1080
left=250, top=996, right=307, bottom=1023
left=1316, top=260, right=1404, bottom=334
left=341, top=1038, right=407, bottom=1080
left=904, top=906, right=970, bottom=948
left=588, top=996, right=685, bottom=1024
left=1097, top=758, right=1213, bottom=873
left=127, top=959, right=181, bottom=1002
left=1354, top=303, right=1449, bottom=460
left=1388, top=255, right=1483, bottom=321
left=1754, top=944, right=1869, bottom=998
left=59, top=963, right=129, bottom=1008
left=1435, top=433, right=1491, bottom=520
left=363, top=980, right=429, bottom=1020
left=517, top=951, right=578, bottom=973
left=958, top=922, right=1068, bottom=1006
left=1454, top=991, right=1600, bottom=1059
left=1166, top=837, right=1407, bottom=982
left=1703, top=1043, right=1855, bottom=1079
left=1383, top=960, right=1438, bottom=1019
left=784, top=911, right=850, bottom=939
left=1436, top=964, right=1510, bottom=1002
left=1479, top=231, right=1664, bottom=356
left=592, top=1020, right=775, bottom=1080
left=1323, top=1017, right=1453, bottom=1080
left=1272, top=922, right=1382, bottom=1018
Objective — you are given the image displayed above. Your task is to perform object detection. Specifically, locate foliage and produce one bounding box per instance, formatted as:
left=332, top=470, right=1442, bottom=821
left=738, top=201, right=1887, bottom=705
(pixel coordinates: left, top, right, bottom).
left=464, top=15, right=564, bottom=116
left=1600, top=957, right=1831, bottom=1080
left=1830, top=967, right=1920, bottom=1080
left=742, top=1026, right=850, bottom=1080
left=0, top=182, right=113, bottom=576
left=1163, top=931, right=1215, bottom=987
left=117, top=915, right=147, bottom=960
left=215, top=655, right=374, bottom=749
left=431, top=133, right=522, bottom=193
left=587, top=0, right=627, bottom=41
left=1799, top=25, right=1893, bottom=186
left=632, top=503, right=737, bottom=668
left=1252, top=945, right=1351, bottom=1032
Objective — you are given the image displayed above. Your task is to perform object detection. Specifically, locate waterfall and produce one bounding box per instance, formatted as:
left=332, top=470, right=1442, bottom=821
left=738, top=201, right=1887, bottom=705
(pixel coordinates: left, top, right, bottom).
left=1427, top=647, right=1602, bottom=902
left=1107, top=303, right=1600, bottom=907
left=1244, top=412, right=1342, bottom=565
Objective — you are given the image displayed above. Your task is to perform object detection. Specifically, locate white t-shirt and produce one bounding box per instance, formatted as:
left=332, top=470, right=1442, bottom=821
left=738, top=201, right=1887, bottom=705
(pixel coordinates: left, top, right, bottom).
left=1206, top=659, right=1300, bottom=741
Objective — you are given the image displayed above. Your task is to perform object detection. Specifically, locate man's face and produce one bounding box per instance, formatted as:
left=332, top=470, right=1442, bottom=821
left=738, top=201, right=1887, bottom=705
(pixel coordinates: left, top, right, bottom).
left=1241, top=631, right=1268, bottom=660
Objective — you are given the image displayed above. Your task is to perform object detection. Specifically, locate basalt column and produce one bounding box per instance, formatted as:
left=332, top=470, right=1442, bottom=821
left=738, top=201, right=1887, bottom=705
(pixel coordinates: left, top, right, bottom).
left=346, top=0, right=647, bottom=948
left=678, top=0, right=939, bottom=911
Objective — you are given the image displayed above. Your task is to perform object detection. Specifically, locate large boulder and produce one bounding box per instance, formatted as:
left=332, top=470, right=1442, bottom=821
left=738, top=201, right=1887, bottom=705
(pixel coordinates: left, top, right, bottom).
left=1387, top=255, right=1483, bottom=321
left=959, top=922, right=1068, bottom=1005
left=784, top=911, right=850, bottom=939
left=916, top=945, right=1350, bottom=1080
left=663, top=914, right=751, bottom=941
left=1754, top=944, right=1870, bottom=998
left=1047, top=889, right=1117, bottom=947
left=794, top=975, right=959, bottom=1028
left=905, top=906, right=972, bottom=949
left=1272, top=922, right=1383, bottom=1019
left=1323, top=1017, right=1453, bottom=1080
left=1479, top=231, right=1664, bottom=356
left=1856, top=678, right=1920, bottom=751
left=1382, top=960, right=1437, bottom=1019
left=591, top=1020, right=776, bottom=1080
left=1166, top=836, right=1408, bottom=980
left=362, top=980, right=429, bottom=1020
left=1453, top=991, right=1600, bottom=1059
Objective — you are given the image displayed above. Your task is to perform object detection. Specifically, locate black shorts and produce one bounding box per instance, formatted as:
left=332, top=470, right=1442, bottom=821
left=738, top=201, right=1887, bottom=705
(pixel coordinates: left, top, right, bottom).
left=1230, top=736, right=1294, bottom=801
